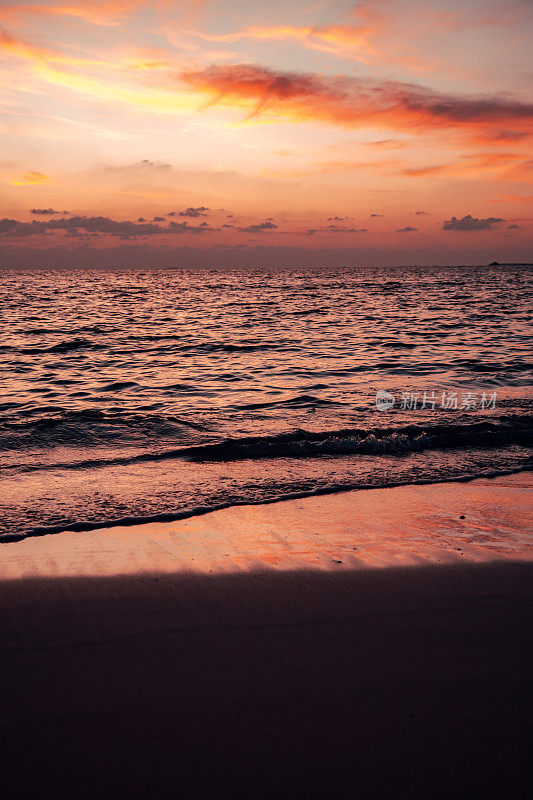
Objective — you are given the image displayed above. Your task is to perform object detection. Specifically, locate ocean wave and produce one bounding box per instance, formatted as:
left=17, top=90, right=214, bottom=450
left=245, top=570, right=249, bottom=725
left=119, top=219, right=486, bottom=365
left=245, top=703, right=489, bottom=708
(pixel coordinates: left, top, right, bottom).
left=20, top=338, right=108, bottom=354
left=290, top=307, right=330, bottom=316
left=180, top=417, right=533, bottom=461
left=4, top=337, right=287, bottom=356
left=0, top=408, right=209, bottom=452
left=4, top=415, right=531, bottom=473
left=233, top=394, right=344, bottom=411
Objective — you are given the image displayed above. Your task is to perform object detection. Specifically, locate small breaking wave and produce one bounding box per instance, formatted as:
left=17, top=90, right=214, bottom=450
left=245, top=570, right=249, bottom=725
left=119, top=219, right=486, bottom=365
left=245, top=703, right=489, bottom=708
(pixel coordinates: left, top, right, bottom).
left=181, top=417, right=533, bottom=461
left=4, top=415, right=531, bottom=473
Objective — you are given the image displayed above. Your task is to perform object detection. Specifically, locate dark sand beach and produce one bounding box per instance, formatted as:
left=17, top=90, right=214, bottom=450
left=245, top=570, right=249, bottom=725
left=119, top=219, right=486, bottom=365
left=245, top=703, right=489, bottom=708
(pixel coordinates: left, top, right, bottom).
left=1, top=475, right=531, bottom=799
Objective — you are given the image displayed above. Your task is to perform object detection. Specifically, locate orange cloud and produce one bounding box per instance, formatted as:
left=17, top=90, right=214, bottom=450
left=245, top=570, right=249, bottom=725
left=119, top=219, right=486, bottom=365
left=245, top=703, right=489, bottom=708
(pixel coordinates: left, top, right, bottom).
left=198, top=22, right=379, bottom=61
left=0, top=28, right=147, bottom=70
left=364, top=139, right=408, bottom=150
left=11, top=171, right=50, bottom=185
left=493, top=193, right=533, bottom=204
left=0, top=29, right=198, bottom=113
left=180, top=64, right=533, bottom=141
left=0, top=28, right=112, bottom=68
left=0, top=2, right=145, bottom=27
left=402, top=152, right=532, bottom=181
left=468, top=129, right=532, bottom=145
left=0, top=29, right=53, bottom=62
left=193, top=1, right=381, bottom=61
left=402, top=165, right=449, bottom=177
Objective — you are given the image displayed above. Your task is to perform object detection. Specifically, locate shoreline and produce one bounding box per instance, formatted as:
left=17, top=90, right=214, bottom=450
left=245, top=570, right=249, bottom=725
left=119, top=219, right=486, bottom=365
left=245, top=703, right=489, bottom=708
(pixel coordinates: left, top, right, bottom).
left=2, top=463, right=532, bottom=543
left=2, top=472, right=531, bottom=578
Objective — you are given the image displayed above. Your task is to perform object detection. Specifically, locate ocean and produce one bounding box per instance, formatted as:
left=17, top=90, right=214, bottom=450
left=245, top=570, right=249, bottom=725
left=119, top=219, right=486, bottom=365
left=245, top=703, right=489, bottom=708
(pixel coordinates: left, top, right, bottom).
left=1, top=264, right=531, bottom=540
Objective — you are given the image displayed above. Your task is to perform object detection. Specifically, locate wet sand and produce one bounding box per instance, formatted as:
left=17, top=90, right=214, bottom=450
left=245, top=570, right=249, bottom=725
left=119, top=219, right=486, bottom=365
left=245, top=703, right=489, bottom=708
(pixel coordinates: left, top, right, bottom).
left=1, top=475, right=532, bottom=799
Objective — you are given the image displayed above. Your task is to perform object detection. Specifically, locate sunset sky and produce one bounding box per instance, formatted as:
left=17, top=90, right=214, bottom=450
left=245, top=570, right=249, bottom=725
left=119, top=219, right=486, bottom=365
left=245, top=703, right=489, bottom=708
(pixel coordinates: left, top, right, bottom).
left=1, top=0, right=532, bottom=266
